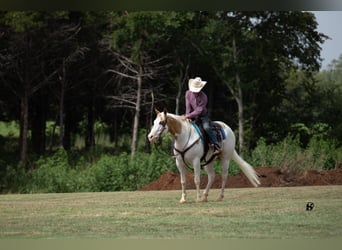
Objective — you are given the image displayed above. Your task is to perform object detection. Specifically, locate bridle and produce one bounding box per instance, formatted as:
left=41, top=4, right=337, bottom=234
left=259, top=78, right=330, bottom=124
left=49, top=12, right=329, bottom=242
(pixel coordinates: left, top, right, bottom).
left=156, top=116, right=168, bottom=140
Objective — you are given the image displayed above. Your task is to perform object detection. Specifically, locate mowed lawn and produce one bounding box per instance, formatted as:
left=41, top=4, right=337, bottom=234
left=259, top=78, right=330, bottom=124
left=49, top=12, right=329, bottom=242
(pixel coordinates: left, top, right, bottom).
left=0, top=186, right=341, bottom=239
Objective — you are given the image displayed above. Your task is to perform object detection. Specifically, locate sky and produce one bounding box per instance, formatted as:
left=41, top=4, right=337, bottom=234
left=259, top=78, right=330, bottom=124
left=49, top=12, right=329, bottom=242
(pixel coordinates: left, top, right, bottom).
left=311, top=11, right=342, bottom=70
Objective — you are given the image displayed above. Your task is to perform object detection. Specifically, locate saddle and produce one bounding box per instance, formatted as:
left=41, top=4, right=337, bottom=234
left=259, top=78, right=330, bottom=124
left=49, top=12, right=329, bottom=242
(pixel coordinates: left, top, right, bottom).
left=191, top=118, right=226, bottom=163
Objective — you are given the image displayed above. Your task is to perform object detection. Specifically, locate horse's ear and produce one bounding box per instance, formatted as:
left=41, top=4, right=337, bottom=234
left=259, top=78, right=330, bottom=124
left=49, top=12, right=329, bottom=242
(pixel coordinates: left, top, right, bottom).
left=163, top=108, right=168, bottom=116
left=155, top=108, right=160, bottom=114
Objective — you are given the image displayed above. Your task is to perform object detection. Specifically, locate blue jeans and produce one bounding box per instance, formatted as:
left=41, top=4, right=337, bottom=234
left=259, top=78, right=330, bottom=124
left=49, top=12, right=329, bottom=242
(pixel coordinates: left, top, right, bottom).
left=199, top=115, right=219, bottom=147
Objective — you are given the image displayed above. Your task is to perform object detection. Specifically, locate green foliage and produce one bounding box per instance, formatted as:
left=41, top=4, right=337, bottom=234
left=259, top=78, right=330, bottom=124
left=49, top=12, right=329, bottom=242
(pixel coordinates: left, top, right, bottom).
left=89, top=153, right=134, bottom=191
left=28, top=148, right=87, bottom=193
left=0, top=121, right=20, bottom=137
left=1, top=11, right=342, bottom=193
left=0, top=162, right=29, bottom=193
left=1, top=132, right=341, bottom=194
left=2, top=145, right=174, bottom=193
left=3, top=11, right=45, bottom=32
left=249, top=136, right=302, bottom=168
left=249, top=134, right=342, bottom=172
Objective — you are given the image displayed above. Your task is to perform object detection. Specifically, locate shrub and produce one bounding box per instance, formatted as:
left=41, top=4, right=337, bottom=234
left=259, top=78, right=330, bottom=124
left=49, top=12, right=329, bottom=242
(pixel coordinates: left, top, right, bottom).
left=0, top=162, right=29, bottom=193
left=88, top=153, right=135, bottom=191
left=249, top=135, right=302, bottom=168
left=88, top=151, right=174, bottom=192
left=28, top=148, right=87, bottom=193
left=306, top=137, right=340, bottom=170
left=249, top=135, right=342, bottom=173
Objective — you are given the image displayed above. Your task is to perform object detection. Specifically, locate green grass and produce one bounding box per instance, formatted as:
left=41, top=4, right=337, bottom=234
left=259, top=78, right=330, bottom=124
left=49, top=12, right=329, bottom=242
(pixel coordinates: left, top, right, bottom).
left=0, top=186, right=341, bottom=239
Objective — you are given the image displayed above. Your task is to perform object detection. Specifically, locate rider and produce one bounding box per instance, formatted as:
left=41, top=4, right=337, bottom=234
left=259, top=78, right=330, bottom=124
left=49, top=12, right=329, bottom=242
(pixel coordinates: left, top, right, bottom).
left=181, top=77, right=221, bottom=155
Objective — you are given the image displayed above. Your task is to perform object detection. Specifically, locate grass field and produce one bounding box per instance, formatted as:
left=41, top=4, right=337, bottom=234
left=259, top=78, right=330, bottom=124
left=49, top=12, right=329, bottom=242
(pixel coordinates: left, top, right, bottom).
left=0, top=186, right=341, bottom=239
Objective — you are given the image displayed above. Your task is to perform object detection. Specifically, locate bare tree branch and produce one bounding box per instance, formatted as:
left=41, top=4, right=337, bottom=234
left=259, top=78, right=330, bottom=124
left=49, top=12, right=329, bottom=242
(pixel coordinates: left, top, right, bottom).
left=106, top=69, right=138, bottom=80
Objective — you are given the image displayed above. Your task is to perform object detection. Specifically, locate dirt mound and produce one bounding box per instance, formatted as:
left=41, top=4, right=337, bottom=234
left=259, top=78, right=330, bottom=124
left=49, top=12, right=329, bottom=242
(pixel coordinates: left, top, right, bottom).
left=140, top=167, right=342, bottom=190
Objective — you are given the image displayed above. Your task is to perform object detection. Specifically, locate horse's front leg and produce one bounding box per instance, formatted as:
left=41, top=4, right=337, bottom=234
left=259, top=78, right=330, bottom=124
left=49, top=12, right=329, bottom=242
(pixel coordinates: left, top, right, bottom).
left=176, top=158, right=187, bottom=204
left=192, top=158, right=202, bottom=202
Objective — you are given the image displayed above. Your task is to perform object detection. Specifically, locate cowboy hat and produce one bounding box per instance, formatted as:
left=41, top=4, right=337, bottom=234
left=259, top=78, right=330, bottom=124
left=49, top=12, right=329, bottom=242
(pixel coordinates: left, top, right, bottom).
left=188, top=77, right=207, bottom=93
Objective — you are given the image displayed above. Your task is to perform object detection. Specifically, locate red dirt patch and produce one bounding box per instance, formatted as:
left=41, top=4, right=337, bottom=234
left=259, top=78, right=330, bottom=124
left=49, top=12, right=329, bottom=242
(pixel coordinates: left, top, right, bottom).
left=140, top=167, right=342, bottom=190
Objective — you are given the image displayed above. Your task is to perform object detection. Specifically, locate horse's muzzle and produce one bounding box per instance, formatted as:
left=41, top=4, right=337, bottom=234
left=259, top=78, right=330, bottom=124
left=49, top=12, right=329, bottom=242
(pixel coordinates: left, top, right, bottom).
left=147, top=134, right=158, bottom=142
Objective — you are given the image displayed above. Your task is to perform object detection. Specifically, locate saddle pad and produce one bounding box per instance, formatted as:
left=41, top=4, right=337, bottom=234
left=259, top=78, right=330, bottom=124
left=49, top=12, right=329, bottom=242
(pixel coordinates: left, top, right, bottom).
left=191, top=121, right=205, bottom=142
left=212, top=122, right=227, bottom=140
left=191, top=121, right=226, bottom=142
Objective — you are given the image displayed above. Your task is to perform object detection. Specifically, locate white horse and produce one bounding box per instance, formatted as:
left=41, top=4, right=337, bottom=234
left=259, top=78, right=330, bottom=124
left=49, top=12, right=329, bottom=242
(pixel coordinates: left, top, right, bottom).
left=148, top=109, right=260, bottom=203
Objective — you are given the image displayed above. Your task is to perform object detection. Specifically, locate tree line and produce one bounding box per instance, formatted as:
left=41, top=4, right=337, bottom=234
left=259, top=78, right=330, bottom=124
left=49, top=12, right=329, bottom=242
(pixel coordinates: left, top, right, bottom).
left=1, top=11, right=341, bottom=166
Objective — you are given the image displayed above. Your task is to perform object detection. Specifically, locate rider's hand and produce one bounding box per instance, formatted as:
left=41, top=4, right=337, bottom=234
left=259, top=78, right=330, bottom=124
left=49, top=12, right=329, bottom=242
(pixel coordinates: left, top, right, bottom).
left=181, top=115, right=188, bottom=120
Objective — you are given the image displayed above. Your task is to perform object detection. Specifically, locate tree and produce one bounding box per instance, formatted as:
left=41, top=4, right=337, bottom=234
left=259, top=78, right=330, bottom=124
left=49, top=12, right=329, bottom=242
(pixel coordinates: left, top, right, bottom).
left=0, top=11, right=88, bottom=162
left=0, top=10, right=335, bottom=165
left=199, top=11, right=327, bottom=151
left=315, top=54, right=342, bottom=144
left=108, top=11, right=173, bottom=156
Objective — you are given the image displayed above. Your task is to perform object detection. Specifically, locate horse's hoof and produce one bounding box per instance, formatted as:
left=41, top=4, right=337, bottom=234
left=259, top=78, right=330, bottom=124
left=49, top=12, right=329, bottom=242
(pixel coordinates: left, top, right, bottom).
left=201, top=195, right=208, bottom=202
left=216, top=195, right=224, bottom=202
left=179, top=199, right=186, bottom=204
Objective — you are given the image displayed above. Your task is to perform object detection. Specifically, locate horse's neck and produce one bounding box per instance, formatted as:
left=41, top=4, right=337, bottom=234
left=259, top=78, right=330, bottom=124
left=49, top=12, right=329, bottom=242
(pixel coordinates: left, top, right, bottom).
left=165, top=114, right=183, bottom=138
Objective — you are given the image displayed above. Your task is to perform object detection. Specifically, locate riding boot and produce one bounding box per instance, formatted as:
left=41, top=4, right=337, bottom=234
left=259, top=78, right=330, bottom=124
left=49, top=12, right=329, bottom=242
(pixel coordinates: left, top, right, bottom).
left=200, top=115, right=221, bottom=155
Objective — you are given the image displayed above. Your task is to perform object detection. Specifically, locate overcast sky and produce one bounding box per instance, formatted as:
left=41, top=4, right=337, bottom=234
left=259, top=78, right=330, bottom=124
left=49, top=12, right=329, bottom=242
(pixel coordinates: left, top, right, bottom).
left=311, top=11, right=342, bottom=70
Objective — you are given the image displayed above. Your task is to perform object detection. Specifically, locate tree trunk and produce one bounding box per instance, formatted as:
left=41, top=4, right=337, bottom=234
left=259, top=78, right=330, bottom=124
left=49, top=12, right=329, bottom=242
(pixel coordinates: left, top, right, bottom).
left=131, top=66, right=142, bottom=157
left=236, top=80, right=244, bottom=154
left=111, top=111, right=118, bottom=148
left=145, top=106, right=151, bottom=154
left=19, top=93, right=29, bottom=164
left=62, top=103, right=72, bottom=150
left=58, top=64, right=66, bottom=147
left=175, top=82, right=181, bottom=115
left=232, top=35, right=244, bottom=154
left=175, top=64, right=188, bottom=115
left=85, top=97, right=95, bottom=150
left=31, top=90, right=46, bottom=155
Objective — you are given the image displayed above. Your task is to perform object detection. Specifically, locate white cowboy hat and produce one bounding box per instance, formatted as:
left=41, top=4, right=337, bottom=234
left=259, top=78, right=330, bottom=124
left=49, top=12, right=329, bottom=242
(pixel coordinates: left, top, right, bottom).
left=188, top=77, right=207, bottom=93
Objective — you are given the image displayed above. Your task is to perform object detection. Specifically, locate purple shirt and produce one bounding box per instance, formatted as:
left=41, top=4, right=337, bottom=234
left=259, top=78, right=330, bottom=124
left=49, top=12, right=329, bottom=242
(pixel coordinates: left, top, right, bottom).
left=185, top=90, right=208, bottom=118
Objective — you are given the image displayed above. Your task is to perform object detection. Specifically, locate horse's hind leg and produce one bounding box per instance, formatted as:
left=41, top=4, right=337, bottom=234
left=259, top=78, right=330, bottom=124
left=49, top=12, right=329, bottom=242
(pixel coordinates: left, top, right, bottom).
left=202, top=163, right=215, bottom=202
left=217, top=159, right=230, bottom=201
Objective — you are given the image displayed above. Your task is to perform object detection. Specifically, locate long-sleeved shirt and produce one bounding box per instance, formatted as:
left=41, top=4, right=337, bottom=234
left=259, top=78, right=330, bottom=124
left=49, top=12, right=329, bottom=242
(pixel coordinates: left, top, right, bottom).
left=185, top=90, right=208, bottom=119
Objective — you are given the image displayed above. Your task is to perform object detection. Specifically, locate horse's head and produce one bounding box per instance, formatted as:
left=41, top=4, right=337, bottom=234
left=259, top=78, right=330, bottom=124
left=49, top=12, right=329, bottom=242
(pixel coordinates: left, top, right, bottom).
left=147, top=109, right=169, bottom=142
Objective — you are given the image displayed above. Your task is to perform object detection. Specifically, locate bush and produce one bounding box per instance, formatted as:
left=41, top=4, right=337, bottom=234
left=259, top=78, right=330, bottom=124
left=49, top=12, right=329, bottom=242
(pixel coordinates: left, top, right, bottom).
left=88, top=153, right=135, bottom=191
left=88, top=151, right=174, bottom=192
left=2, top=133, right=341, bottom=194
left=22, top=148, right=175, bottom=193
left=249, top=136, right=302, bottom=168
left=249, top=135, right=342, bottom=172
left=0, top=162, right=29, bottom=193
left=27, top=148, right=92, bottom=193
left=306, top=136, right=340, bottom=170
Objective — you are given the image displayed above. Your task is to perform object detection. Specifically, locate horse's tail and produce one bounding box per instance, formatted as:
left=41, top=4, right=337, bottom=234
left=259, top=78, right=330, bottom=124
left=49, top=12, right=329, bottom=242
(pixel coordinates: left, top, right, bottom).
left=232, top=150, right=260, bottom=187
